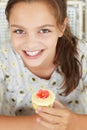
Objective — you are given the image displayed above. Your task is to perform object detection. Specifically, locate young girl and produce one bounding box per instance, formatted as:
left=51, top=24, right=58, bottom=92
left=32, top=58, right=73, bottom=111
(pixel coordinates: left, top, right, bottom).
left=0, top=0, right=87, bottom=129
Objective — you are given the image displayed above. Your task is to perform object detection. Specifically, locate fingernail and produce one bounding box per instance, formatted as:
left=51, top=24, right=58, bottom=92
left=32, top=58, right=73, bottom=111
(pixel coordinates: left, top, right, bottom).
left=35, top=107, right=41, bottom=113
left=35, top=109, right=39, bottom=113
left=36, top=118, right=41, bottom=122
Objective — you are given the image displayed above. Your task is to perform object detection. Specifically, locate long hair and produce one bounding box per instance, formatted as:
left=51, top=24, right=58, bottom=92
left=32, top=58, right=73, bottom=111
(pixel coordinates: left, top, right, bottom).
left=5, top=0, right=82, bottom=95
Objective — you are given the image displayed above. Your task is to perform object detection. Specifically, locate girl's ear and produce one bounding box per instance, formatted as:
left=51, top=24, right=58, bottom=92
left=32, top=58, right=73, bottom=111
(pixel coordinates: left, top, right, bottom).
left=62, top=16, right=68, bottom=32
left=58, top=17, right=68, bottom=37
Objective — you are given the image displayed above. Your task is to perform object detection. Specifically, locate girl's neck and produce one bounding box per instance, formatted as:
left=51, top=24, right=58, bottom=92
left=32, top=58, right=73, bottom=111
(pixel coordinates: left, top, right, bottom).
left=28, top=64, right=56, bottom=80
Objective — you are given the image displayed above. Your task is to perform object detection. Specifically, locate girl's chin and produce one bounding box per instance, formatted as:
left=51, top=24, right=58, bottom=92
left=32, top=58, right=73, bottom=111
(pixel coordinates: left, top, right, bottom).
left=22, top=51, right=46, bottom=67
left=23, top=59, right=44, bottom=69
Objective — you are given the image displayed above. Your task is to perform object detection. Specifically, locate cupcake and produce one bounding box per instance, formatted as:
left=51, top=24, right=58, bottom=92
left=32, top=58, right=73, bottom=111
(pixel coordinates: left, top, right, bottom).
left=32, top=89, right=55, bottom=110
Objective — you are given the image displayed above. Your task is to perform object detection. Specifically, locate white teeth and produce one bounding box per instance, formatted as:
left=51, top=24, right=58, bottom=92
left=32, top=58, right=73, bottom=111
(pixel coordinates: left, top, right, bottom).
left=26, top=50, right=41, bottom=56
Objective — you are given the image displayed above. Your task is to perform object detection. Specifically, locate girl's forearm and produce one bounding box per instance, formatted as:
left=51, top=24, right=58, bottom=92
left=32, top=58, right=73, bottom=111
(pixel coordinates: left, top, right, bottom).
left=75, top=114, right=87, bottom=130
left=0, top=114, right=49, bottom=130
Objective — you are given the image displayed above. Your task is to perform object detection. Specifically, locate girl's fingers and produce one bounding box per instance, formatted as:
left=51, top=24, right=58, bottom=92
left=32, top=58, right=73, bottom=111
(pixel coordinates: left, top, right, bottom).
left=54, top=100, right=66, bottom=109
left=36, top=106, right=67, bottom=117
left=36, top=117, right=66, bottom=130
left=36, top=117, right=59, bottom=130
left=36, top=111, right=61, bottom=124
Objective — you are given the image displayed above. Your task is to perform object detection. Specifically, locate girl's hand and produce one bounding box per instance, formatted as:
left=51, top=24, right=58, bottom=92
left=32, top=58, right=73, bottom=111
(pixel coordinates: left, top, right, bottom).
left=35, top=100, right=78, bottom=130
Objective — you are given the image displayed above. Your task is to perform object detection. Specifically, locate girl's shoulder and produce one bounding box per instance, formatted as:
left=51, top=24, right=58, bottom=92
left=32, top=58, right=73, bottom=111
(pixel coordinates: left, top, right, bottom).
left=77, top=40, right=87, bottom=60
left=0, top=42, right=17, bottom=65
left=77, top=40, right=87, bottom=85
left=0, top=42, right=14, bottom=58
left=77, top=40, right=87, bottom=56
left=0, top=42, right=11, bottom=50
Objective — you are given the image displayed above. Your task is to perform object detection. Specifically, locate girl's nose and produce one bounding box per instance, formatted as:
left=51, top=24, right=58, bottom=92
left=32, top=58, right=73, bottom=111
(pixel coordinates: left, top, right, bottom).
left=26, top=33, right=36, bottom=44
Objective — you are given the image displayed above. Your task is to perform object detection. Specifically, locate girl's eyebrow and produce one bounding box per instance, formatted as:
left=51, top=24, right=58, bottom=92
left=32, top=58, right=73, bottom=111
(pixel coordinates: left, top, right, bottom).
left=10, top=24, right=56, bottom=29
left=38, top=24, right=56, bottom=30
left=10, top=24, right=25, bottom=29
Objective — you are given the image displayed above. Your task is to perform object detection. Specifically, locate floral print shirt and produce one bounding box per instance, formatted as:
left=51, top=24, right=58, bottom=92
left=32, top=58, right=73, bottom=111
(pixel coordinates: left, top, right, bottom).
left=0, top=40, right=87, bottom=116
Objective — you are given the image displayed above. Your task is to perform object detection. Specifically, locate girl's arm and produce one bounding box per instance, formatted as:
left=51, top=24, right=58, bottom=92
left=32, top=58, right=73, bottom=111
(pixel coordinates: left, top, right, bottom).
left=0, top=114, right=49, bottom=130
left=73, top=114, right=87, bottom=130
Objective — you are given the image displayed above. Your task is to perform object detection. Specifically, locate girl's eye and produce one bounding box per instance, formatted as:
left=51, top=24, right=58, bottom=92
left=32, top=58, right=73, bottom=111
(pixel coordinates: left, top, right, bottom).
left=39, top=29, right=51, bottom=34
left=13, top=29, right=25, bottom=34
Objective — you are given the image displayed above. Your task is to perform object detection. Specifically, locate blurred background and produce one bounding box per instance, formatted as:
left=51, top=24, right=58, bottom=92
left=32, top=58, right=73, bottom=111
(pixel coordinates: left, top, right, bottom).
left=0, top=0, right=87, bottom=43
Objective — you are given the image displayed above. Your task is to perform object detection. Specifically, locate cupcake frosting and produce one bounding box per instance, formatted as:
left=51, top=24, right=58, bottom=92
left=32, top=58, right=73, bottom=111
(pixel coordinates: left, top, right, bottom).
left=32, top=89, right=55, bottom=106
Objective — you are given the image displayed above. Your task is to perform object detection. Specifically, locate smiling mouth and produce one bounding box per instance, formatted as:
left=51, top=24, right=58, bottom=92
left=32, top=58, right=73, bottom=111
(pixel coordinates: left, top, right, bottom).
left=24, top=50, right=44, bottom=57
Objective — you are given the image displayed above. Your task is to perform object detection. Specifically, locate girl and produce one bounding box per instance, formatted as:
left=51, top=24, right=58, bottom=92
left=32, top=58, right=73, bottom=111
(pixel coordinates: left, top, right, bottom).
left=0, top=0, right=87, bottom=129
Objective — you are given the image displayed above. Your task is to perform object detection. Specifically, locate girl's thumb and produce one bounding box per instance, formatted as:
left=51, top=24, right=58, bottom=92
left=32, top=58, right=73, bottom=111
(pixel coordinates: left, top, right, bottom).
left=53, top=100, right=65, bottom=109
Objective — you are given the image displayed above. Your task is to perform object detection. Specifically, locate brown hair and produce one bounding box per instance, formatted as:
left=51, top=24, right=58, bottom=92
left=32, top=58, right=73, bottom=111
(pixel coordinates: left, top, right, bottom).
left=5, top=0, right=82, bottom=95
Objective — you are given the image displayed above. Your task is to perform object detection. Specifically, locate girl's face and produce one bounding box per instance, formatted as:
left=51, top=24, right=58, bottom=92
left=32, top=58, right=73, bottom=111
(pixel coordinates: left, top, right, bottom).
left=9, top=2, right=64, bottom=69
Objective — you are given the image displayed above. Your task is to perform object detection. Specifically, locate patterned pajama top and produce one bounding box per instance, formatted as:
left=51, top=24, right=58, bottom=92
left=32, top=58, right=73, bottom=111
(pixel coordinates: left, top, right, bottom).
left=0, top=40, right=87, bottom=116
